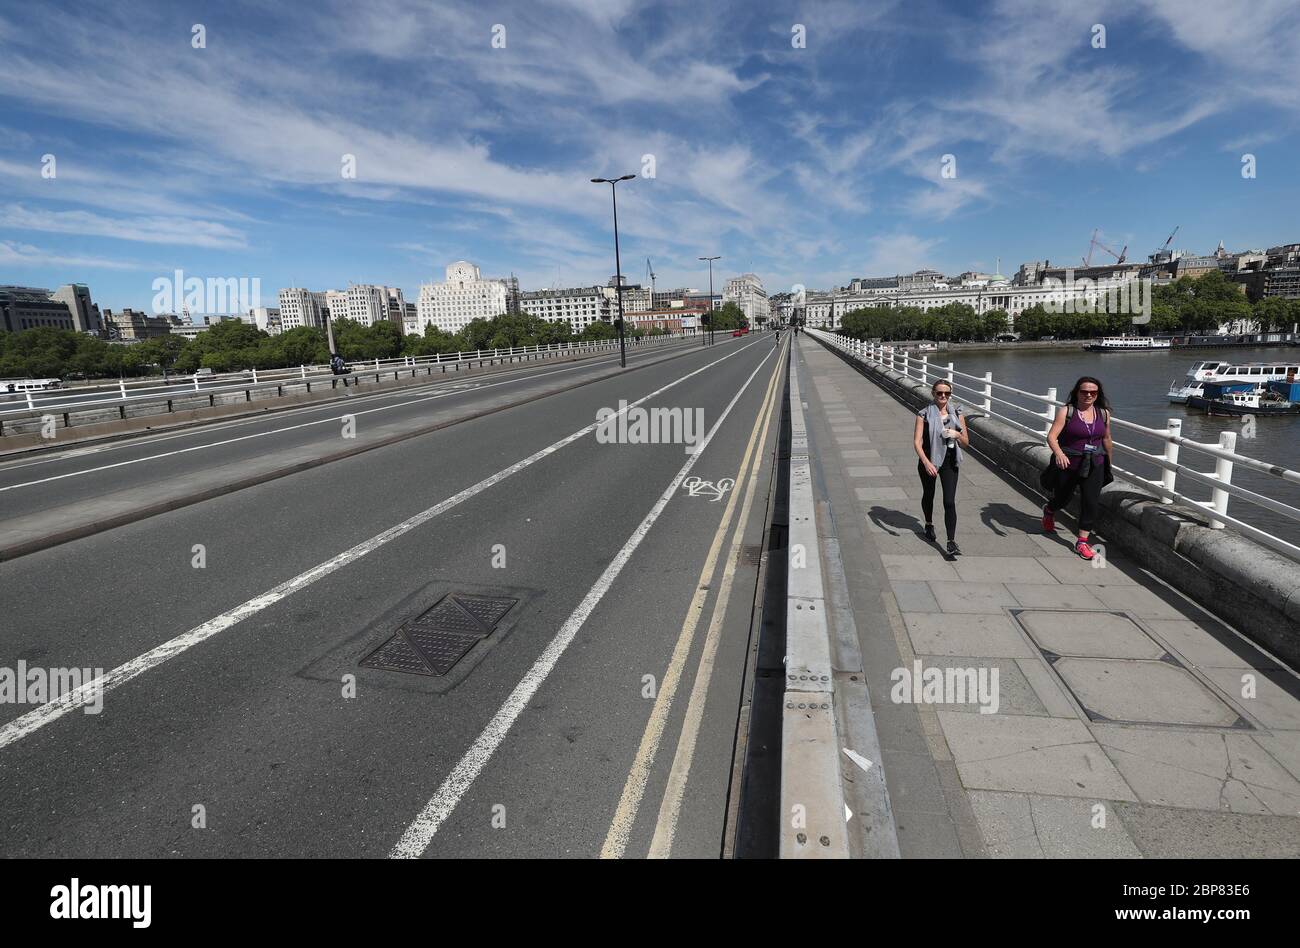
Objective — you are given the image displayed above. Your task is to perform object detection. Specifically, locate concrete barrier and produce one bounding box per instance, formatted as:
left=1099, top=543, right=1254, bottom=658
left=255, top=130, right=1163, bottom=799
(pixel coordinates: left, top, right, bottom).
left=811, top=333, right=1300, bottom=665
left=780, top=356, right=851, bottom=859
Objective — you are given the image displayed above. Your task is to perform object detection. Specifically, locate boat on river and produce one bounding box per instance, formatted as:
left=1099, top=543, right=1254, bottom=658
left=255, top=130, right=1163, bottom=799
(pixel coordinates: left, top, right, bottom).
left=1084, top=336, right=1172, bottom=352
left=1186, top=381, right=1300, bottom=416
left=1168, top=360, right=1300, bottom=403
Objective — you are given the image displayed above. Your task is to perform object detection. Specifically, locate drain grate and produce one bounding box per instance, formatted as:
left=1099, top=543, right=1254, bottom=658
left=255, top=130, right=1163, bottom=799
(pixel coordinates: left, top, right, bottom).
left=361, top=593, right=519, bottom=677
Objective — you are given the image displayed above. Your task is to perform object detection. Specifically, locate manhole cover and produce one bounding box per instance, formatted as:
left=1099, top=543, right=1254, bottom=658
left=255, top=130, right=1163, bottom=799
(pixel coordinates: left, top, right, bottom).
left=361, top=593, right=518, bottom=677
left=1010, top=609, right=1253, bottom=730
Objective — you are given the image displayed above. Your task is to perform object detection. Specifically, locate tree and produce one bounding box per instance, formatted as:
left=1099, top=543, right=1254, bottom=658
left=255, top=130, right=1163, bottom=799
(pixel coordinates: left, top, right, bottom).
left=138, top=335, right=187, bottom=373
left=982, top=309, right=1010, bottom=340
left=579, top=320, right=616, bottom=341
left=403, top=324, right=458, bottom=357
left=708, top=302, right=746, bottom=332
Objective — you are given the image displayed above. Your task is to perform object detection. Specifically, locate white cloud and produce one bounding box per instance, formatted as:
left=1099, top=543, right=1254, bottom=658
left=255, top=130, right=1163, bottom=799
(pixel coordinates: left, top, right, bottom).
left=0, top=205, right=248, bottom=249
left=0, top=240, right=145, bottom=271
left=859, top=234, right=946, bottom=277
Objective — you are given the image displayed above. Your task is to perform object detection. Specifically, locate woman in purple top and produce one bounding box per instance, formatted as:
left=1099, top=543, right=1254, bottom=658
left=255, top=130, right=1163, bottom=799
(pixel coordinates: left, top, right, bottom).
left=1043, top=376, right=1113, bottom=560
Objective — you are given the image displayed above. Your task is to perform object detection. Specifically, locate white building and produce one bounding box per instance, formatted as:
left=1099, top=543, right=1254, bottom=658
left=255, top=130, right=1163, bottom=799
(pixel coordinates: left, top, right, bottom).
left=724, top=273, right=770, bottom=325
left=247, top=307, right=281, bottom=334
left=341, top=284, right=387, bottom=327
left=521, top=287, right=607, bottom=333
left=416, top=261, right=509, bottom=334
left=321, top=289, right=346, bottom=326
left=277, top=288, right=328, bottom=331
left=810, top=268, right=1150, bottom=332
left=604, top=278, right=651, bottom=316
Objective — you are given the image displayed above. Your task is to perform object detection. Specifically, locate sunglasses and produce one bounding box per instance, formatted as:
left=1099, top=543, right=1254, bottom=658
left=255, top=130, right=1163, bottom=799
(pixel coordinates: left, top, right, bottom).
left=1079, top=390, right=1098, bottom=397
left=934, top=391, right=951, bottom=397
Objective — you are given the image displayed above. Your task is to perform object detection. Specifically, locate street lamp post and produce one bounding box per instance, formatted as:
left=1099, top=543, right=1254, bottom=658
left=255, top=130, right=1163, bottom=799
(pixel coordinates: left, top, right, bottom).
left=592, top=174, right=636, bottom=368
left=699, top=255, right=720, bottom=345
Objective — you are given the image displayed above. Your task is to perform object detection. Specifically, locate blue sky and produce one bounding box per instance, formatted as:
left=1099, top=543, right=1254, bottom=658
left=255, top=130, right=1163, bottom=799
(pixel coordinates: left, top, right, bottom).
left=1, top=0, right=1298, bottom=312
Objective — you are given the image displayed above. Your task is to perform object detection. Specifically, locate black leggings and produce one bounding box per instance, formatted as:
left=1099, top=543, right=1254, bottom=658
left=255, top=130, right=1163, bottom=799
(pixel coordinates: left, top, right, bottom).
left=1048, top=460, right=1104, bottom=532
left=918, top=450, right=959, bottom=542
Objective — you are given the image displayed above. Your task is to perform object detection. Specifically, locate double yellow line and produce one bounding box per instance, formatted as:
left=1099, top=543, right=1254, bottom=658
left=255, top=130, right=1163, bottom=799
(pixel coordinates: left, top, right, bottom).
left=600, top=334, right=787, bottom=859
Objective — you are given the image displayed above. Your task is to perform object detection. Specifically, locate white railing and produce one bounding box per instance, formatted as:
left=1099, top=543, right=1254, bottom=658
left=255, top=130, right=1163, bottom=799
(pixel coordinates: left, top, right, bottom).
left=809, top=328, right=1300, bottom=561
left=0, top=332, right=687, bottom=422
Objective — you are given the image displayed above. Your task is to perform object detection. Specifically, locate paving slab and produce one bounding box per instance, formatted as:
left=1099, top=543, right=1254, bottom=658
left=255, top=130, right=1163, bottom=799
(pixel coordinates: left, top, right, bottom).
left=939, top=711, right=1136, bottom=800
left=1113, top=802, right=1300, bottom=857
left=891, top=580, right=941, bottom=612
left=855, top=486, right=908, bottom=502
left=1197, top=666, right=1300, bottom=730
left=1094, top=724, right=1300, bottom=815
left=1144, top=618, right=1283, bottom=670
left=846, top=465, right=893, bottom=477
left=1090, top=585, right=1186, bottom=619
left=905, top=613, right=1037, bottom=659
left=1054, top=658, right=1246, bottom=728
left=1017, top=610, right=1167, bottom=660
left=881, top=553, right=962, bottom=582
left=967, top=790, right=1142, bottom=858
left=1037, top=556, right=1138, bottom=586
left=1005, top=584, right=1109, bottom=610
left=928, top=581, right=1019, bottom=614
left=911, top=656, right=1050, bottom=716
left=951, top=556, right=1058, bottom=584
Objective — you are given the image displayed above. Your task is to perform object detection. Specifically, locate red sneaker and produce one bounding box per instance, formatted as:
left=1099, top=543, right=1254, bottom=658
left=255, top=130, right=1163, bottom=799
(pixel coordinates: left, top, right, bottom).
left=1075, top=539, right=1095, bottom=560
left=1042, top=505, right=1055, bottom=533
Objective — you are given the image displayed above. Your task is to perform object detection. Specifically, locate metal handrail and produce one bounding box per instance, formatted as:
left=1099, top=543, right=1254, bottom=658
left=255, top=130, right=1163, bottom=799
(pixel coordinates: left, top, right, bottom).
left=0, top=332, right=684, bottom=418
left=810, top=328, right=1300, bottom=560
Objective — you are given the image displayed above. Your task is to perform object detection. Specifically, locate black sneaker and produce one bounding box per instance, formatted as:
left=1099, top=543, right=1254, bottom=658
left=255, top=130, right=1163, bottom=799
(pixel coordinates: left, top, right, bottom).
left=924, top=523, right=937, bottom=542
left=946, top=540, right=961, bottom=557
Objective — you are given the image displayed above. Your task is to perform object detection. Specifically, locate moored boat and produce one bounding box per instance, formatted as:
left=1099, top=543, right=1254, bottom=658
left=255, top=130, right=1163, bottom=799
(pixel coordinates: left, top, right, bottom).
left=1167, top=360, right=1300, bottom=403
left=1085, top=336, right=1172, bottom=352
left=1185, top=381, right=1300, bottom=416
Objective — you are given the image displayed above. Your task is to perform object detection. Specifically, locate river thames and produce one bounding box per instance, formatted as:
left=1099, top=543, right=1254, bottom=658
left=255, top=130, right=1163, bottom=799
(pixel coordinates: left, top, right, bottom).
left=938, top=344, right=1300, bottom=552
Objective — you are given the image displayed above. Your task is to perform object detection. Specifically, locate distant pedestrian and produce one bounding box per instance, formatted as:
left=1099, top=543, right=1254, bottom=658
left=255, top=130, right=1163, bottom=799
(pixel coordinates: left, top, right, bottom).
left=913, top=379, right=968, bottom=557
left=1043, top=376, right=1113, bottom=560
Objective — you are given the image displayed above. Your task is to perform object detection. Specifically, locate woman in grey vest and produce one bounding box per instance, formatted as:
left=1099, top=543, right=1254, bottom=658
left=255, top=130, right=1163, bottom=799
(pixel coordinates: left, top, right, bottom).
left=913, top=379, right=969, bottom=556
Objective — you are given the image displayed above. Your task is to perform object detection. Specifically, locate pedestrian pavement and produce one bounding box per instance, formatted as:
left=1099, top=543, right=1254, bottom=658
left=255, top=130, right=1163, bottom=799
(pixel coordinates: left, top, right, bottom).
left=795, top=333, right=1300, bottom=858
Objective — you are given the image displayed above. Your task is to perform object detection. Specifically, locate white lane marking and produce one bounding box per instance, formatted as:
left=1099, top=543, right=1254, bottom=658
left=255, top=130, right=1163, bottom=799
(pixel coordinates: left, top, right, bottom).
left=0, top=343, right=694, bottom=493
left=643, top=341, right=783, bottom=858
left=0, top=340, right=762, bottom=753
left=389, top=345, right=777, bottom=858
left=0, top=342, right=688, bottom=475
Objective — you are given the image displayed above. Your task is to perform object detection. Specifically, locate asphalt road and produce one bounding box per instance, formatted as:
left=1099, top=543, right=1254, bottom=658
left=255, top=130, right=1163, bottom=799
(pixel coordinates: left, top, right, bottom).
left=0, top=331, right=787, bottom=857
left=0, top=337, right=697, bottom=527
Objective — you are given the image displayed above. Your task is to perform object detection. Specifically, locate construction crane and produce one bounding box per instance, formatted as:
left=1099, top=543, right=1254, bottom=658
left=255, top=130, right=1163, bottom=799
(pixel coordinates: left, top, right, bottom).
left=646, top=258, right=656, bottom=302
left=1082, top=228, right=1128, bottom=267
left=1159, top=225, right=1180, bottom=254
